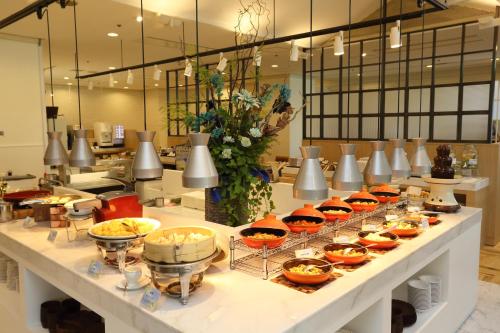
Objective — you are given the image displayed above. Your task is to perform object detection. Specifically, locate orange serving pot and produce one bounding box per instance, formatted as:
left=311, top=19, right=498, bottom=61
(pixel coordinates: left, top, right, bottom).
left=251, top=214, right=290, bottom=231
left=240, top=227, right=288, bottom=249
left=318, top=196, right=353, bottom=222
left=291, top=204, right=326, bottom=220
left=345, top=190, right=379, bottom=212
left=358, top=231, right=399, bottom=249
left=282, top=258, right=332, bottom=285
left=383, top=221, right=420, bottom=237
left=370, top=184, right=400, bottom=204
left=282, top=216, right=325, bottom=234
left=323, top=243, right=369, bottom=265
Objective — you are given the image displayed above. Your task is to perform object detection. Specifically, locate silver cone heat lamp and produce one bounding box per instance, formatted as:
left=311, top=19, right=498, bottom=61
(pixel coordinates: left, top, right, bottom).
left=333, top=143, right=362, bottom=191
left=69, top=129, right=95, bottom=167
left=390, top=138, right=410, bottom=179
left=410, top=138, right=431, bottom=177
left=132, top=131, right=163, bottom=180
left=364, top=141, right=392, bottom=186
left=293, top=146, right=328, bottom=200
left=183, top=133, right=218, bottom=188
left=44, top=132, right=69, bottom=166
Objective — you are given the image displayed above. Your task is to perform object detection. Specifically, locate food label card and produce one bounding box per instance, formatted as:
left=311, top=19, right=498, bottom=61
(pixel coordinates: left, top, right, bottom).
left=333, top=236, right=351, bottom=243
left=385, top=215, right=399, bottom=221
left=407, top=186, right=422, bottom=197
left=295, top=248, right=315, bottom=258
left=421, top=217, right=430, bottom=230
left=141, top=286, right=161, bottom=311
left=47, top=230, right=58, bottom=242
left=87, top=260, right=103, bottom=277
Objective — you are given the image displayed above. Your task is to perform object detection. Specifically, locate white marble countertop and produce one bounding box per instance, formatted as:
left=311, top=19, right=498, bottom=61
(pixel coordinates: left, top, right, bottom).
left=393, top=176, right=489, bottom=192
left=0, top=205, right=482, bottom=333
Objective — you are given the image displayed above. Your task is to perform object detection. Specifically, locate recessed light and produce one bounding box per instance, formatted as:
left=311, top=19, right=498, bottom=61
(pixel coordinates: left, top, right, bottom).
left=357, top=73, right=360, bottom=76
left=154, top=83, right=159, bottom=87
left=63, top=76, right=69, bottom=80
left=108, top=66, right=116, bottom=70
left=222, top=72, right=226, bottom=75
left=136, top=16, right=143, bottom=22
left=179, top=84, right=184, bottom=87
left=271, top=64, right=279, bottom=68
left=124, top=86, right=129, bottom=89
left=107, top=32, right=119, bottom=38
left=362, top=52, right=367, bottom=57
left=114, top=80, right=118, bottom=84
left=426, top=64, right=433, bottom=68
left=67, top=82, right=72, bottom=86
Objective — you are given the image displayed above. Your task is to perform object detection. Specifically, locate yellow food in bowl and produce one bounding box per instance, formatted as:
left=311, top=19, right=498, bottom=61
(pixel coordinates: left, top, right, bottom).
left=328, top=249, right=364, bottom=257
left=363, top=233, right=391, bottom=242
left=249, top=232, right=279, bottom=240
left=287, top=220, right=318, bottom=226
left=153, top=232, right=209, bottom=244
left=323, top=209, right=348, bottom=215
left=289, top=264, right=323, bottom=275
left=352, top=201, right=377, bottom=205
left=92, top=218, right=155, bottom=236
left=385, top=221, right=415, bottom=230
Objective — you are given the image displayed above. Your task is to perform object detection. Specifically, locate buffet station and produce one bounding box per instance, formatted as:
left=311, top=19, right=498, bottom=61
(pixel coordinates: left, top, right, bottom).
left=0, top=181, right=481, bottom=333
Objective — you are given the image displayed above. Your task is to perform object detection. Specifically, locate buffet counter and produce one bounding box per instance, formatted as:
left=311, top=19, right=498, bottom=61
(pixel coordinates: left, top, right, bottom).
left=0, top=204, right=481, bottom=333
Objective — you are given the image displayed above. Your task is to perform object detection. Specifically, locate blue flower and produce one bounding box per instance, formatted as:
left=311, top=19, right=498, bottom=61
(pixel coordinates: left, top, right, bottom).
left=211, top=127, right=224, bottom=139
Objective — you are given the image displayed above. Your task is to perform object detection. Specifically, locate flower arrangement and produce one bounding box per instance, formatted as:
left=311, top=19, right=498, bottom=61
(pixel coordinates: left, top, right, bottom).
left=185, top=71, right=300, bottom=226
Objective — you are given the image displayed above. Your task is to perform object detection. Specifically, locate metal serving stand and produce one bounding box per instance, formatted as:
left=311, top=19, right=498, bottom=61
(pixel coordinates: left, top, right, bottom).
left=229, top=200, right=408, bottom=279
left=143, top=248, right=222, bottom=305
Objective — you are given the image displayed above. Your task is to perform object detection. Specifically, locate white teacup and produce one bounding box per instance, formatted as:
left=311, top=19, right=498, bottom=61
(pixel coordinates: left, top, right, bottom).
left=124, top=266, right=142, bottom=287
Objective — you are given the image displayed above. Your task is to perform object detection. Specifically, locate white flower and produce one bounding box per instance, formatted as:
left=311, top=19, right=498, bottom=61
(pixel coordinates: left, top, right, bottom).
left=249, top=128, right=262, bottom=138
left=221, top=148, right=232, bottom=159
left=223, top=136, right=235, bottom=143
left=240, top=136, right=252, bottom=148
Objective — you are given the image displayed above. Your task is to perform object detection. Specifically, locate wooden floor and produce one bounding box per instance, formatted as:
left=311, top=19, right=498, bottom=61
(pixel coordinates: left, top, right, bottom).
left=479, top=244, right=500, bottom=285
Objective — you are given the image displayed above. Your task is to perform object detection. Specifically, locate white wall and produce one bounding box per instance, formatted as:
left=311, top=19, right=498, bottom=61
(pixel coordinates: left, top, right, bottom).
left=0, top=35, right=46, bottom=178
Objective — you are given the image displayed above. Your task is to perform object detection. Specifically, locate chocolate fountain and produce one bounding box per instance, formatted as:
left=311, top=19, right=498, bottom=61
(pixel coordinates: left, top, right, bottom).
left=422, top=145, right=461, bottom=213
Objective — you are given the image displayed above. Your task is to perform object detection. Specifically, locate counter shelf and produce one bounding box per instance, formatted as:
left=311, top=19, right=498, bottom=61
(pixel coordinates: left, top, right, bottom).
left=230, top=199, right=408, bottom=279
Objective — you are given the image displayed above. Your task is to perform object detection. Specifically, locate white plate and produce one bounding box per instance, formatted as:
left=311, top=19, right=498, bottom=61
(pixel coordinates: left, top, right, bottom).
left=88, top=218, right=161, bottom=240
left=116, top=277, right=150, bottom=291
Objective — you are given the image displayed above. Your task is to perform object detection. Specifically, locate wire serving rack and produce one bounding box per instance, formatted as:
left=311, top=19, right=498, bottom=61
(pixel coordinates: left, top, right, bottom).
left=229, top=199, right=408, bottom=279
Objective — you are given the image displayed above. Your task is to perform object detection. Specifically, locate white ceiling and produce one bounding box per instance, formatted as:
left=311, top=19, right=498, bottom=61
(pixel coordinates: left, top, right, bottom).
left=0, top=0, right=496, bottom=90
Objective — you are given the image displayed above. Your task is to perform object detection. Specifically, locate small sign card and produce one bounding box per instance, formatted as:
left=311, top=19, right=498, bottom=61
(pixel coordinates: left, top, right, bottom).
left=141, top=286, right=161, bottom=311
left=362, top=224, right=377, bottom=232
left=333, top=236, right=350, bottom=244
left=385, top=214, right=399, bottom=221
left=421, top=217, right=430, bottom=230
left=47, top=229, right=58, bottom=242
left=87, top=260, right=103, bottom=277
left=407, top=186, right=422, bottom=197
left=295, top=248, right=315, bottom=258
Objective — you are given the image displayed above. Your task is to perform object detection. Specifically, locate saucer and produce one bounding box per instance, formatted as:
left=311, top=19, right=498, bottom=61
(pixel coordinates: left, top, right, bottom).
left=116, top=277, right=150, bottom=291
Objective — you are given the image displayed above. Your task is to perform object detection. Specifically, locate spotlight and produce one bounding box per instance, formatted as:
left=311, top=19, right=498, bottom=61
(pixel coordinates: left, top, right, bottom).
left=107, top=32, right=119, bottom=38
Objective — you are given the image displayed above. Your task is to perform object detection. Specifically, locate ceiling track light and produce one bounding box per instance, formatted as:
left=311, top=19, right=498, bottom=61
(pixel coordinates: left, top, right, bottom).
left=153, top=65, right=162, bottom=81
left=390, top=20, right=402, bottom=48
left=334, top=30, right=344, bottom=56
left=290, top=40, right=300, bottom=61
left=184, top=58, right=193, bottom=77
left=216, top=52, right=228, bottom=72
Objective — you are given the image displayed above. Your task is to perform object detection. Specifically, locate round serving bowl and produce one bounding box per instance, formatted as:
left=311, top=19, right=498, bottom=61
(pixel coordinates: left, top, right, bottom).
left=323, top=243, right=368, bottom=265
left=290, top=204, right=326, bottom=220
left=240, top=227, right=287, bottom=249
left=318, top=196, right=353, bottom=222
left=345, top=190, right=379, bottom=212
left=282, top=258, right=332, bottom=285
left=282, top=215, right=325, bottom=234
left=251, top=214, right=290, bottom=231
left=144, top=226, right=217, bottom=264
left=358, top=230, right=399, bottom=249
left=383, top=220, right=420, bottom=237
left=370, top=184, right=400, bottom=203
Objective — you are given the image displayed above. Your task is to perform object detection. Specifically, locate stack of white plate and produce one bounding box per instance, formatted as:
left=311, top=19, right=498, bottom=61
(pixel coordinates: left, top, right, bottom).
left=419, top=275, right=441, bottom=305
left=408, top=279, right=432, bottom=312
